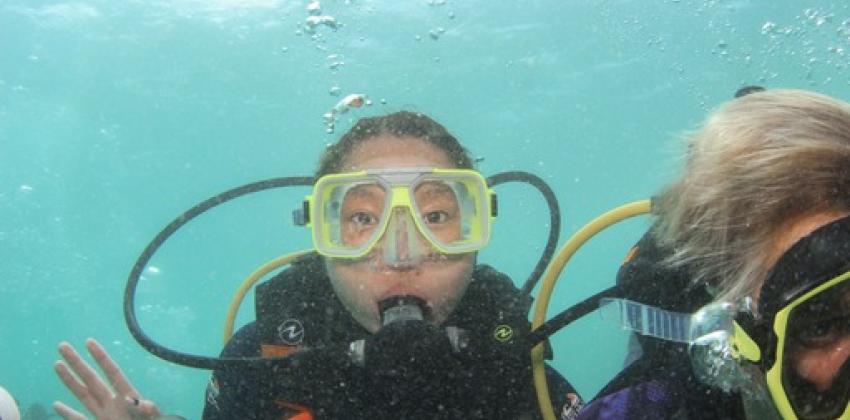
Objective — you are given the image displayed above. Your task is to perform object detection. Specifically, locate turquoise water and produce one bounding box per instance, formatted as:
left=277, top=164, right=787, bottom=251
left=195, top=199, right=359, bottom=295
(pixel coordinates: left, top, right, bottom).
left=2, top=0, right=850, bottom=417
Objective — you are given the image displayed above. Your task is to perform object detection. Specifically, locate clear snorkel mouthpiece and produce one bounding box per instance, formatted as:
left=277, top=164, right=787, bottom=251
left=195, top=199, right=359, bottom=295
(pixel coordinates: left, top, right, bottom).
left=600, top=297, right=779, bottom=416
left=688, top=302, right=748, bottom=393
left=687, top=301, right=778, bottom=417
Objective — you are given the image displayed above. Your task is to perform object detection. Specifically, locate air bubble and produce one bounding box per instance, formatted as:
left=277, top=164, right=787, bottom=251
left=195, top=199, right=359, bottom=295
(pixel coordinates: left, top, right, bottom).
left=429, top=27, right=446, bottom=40
left=307, top=0, right=321, bottom=15
left=761, top=21, right=777, bottom=34
left=305, top=15, right=339, bottom=32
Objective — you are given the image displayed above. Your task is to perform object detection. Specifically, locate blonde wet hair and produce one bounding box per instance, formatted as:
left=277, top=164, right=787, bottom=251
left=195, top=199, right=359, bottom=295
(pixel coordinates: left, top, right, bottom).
left=653, top=89, right=850, bottom=304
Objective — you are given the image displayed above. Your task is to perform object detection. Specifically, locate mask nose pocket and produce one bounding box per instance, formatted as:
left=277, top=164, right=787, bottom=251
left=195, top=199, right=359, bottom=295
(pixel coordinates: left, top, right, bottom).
left=382, top=208, right=427, bottom=268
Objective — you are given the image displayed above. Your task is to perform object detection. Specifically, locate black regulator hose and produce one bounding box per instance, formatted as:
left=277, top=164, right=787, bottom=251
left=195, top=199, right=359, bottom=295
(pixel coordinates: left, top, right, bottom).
left=525, top=286, right=621, bottom=347
left=486, top=171, right=561, bottom=297
left=124, top=176, right=313, bottom=370
left=125, top=171, right=560, bottom=370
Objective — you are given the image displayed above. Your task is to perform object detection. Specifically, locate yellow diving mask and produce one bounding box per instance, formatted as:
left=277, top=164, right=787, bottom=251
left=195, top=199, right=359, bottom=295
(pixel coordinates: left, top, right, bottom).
left=295, top=168, right=496, bottom=265
left=743, top=215, right=850, bottom=420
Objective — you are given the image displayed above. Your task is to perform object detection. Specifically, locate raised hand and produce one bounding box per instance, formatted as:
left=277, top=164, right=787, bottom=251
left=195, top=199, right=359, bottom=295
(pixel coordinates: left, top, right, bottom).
left=53, top=338, right=161, bottom=420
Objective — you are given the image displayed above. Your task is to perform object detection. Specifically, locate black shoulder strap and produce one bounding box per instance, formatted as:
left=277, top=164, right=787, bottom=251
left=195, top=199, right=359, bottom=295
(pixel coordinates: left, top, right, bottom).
left=451, top=264, right=551, bottom=357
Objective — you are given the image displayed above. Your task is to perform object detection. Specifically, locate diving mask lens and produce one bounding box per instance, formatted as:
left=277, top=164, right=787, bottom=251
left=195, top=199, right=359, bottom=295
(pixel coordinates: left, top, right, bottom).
left=778, top=275, right=850, bottom=420
left=308, top=169, right=493, bottom=259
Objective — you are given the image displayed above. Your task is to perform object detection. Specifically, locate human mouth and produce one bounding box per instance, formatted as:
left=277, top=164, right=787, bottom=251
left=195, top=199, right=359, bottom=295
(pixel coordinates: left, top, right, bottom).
left=376, top=289, right=432, bottom=323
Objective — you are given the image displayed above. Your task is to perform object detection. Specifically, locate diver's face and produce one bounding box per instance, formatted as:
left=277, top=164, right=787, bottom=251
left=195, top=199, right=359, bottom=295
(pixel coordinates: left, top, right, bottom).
left=324, top=135, right=475, bottom=333
left=762, top=211, right=850, bottom=391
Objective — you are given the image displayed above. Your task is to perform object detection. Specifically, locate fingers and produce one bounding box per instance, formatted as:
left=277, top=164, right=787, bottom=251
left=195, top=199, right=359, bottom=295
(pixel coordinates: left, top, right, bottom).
left=86, top=338, right=139, bottom=397
left=57, top=341, right=115, bottom=406
left=56, top=340, right=158, bottom=420
left=124, top=396, right=162, bottom=419
left=54, top=360, right=101, bottom=415
left=53, top=400, right=88, bottom=420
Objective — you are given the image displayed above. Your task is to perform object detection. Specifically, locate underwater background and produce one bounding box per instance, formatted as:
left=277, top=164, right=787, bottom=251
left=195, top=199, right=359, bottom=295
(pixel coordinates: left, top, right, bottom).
left=2, top=0, right=850, bottom=417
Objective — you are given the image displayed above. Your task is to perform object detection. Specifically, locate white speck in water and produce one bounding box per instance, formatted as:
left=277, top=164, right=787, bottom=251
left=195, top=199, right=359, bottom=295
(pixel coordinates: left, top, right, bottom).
left=448, top=11, right=455, bottom=19
left=329, top=86, right=342, bottom=96
left=380, top=98, right=387, bottom=105
left=761, top=21, right=777, bottom=34
left=147, top=266, right=161, bottom=274
left=19, top=184, right=33, bottom=192
left=28, top=55, right=39, bottom=61
left=281, top=46, right=289, bottom=53
left=365, top=99, right=373, bottom=106
left=415, top=34, right=422, bottom=42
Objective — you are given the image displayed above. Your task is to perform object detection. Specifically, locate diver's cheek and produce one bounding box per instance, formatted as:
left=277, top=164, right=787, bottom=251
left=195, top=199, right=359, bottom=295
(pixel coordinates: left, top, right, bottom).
left=794, top=336, right=850, bottom=391
left=426, top=266, right=474, bottom=325
left=326, top=260, right=383, bottom=332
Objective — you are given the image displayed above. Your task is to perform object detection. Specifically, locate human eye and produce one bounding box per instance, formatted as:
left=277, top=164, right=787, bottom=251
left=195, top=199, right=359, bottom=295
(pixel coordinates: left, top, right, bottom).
left=793, top=317, right=849, bottom=348
left=423, top=210, right=451, bottom=224
left=349, top=211, right=379, bottom=227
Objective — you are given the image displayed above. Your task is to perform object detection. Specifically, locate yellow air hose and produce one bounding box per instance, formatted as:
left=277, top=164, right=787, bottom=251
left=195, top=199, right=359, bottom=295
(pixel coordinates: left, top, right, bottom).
left=223, top=250, right=313, bottom=344
left=221, top=200, right=651, bottom=418
left=532, top=200, right=651, bottom=420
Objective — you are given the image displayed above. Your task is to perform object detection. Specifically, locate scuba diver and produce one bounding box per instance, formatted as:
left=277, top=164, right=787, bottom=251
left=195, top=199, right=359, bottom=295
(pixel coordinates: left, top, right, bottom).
left=52, top=111, right=582, bottom=419
left=577, top=88, right=850, bottom=419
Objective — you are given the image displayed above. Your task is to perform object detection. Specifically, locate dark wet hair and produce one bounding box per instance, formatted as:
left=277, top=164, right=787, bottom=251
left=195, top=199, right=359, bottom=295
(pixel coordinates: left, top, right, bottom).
left=315, top=111, right=473, bottom=177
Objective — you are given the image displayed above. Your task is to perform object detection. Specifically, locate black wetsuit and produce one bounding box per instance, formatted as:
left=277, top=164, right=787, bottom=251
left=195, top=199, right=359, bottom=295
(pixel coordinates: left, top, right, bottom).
left=202, top=254, right=580, bottom=419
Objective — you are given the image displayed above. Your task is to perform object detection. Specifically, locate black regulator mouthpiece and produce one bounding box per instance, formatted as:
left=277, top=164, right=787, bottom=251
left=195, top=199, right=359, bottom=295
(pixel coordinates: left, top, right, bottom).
left=378, top=295, right=428, bottom=326
left=349, top=295, right=468, bottom=367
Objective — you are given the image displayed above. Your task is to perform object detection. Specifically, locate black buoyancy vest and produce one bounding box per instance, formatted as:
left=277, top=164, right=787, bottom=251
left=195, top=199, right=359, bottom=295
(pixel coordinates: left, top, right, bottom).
left=253, top=253, right=550, bottom=418
left=255, top=253, right=541, bottom=361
